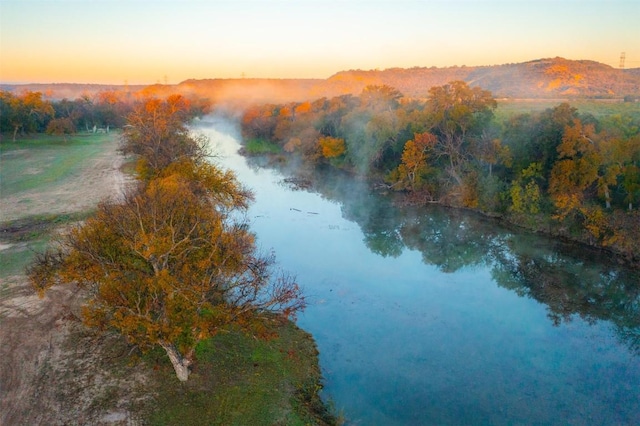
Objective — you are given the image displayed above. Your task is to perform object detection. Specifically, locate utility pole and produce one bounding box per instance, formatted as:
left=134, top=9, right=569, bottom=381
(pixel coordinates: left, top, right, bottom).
left=619, top=52, right=626, bottom=69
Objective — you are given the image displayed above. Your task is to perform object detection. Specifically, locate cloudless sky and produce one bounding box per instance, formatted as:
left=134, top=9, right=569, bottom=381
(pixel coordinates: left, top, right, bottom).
left=1, top=0, right=638, bottom=84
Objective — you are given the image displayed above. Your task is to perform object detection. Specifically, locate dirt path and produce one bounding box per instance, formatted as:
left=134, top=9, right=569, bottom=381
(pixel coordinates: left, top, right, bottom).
left=0, top=135, right=140, bottom=425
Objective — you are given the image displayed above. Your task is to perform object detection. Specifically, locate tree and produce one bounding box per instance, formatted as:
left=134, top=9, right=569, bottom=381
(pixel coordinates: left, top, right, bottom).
left=0, top=91, right=54, bottom=141
left=29, top=94, right=304, bottom=382
left=389, top=132, right=436, bottom=192
left=28, top=164, right=304, bottom=382
left=425, top=81, right=496, bottom=188
left=510, top=162, right=544, bottom=215
left=318, top=136, right=346, bottom=159
left=549, top=119, right=600, bottom=219
left=121, top=95, right=203, bottom=179
left=46, top=117, right=76, bottom=141
left=360, top=85, right=402, bottom=112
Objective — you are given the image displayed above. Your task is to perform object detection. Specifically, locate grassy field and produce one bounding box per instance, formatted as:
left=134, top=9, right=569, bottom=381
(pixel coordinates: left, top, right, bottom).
left=243, top=138, right=283, bottom=155
left=495, top=99, right=640, bottom=121
left=0, top=132, right=117, bottom=279
left=146, top=322, right=336, bottom=425
left=0, top=133, right=115, bottom=197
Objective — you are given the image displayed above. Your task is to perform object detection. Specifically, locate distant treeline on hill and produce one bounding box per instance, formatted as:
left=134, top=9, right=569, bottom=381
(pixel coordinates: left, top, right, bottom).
left=2, top=57, right=640, bottom=105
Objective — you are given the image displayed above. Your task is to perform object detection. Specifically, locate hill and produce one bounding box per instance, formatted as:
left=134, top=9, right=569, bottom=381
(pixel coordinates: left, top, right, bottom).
left=319, top=57, right=640, bottom=99
left=3, top=58, right=639, bottom=104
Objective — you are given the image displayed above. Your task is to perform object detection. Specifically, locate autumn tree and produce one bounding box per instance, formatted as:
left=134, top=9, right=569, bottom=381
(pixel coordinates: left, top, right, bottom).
left=29, top=95, right=305, bottom=382
left=121, top=95, right=204, bottom=179
left=510, top=162, right=544, bottom=215
left=425, top=81, right=496, bottom=189
left=504, top=103, right=580, bottom=184
left=549, top=119, right=600, bottom=220
left=29, top=169, right=304, bottom=381
left=0, top=90, right=54, bottom=141
left=46, top=117, right=76, bottom=141
left=319, top=136, right=346, bottom=159
left=388, top=132, right=436, bottom=192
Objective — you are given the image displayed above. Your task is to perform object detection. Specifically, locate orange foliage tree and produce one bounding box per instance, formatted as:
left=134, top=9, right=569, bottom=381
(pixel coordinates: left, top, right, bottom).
left=389, top=132, right=437, bottom=191
left=28, top=97, right=305, bottom=382
left=319, top=136, right=346, bottom=159
left=121, top=95, right=202, bottom=178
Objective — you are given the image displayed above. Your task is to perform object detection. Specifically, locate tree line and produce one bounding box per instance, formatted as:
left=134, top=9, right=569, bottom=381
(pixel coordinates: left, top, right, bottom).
left=0, top=89, right=209, bottom=142
left=240, top=81, right=640, bottom=265
left=27, top=95, right=305, bottom=381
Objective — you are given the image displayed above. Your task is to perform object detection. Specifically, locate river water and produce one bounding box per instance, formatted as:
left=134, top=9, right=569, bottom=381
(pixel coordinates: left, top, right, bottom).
left=198, top=116, right=640, bottom=425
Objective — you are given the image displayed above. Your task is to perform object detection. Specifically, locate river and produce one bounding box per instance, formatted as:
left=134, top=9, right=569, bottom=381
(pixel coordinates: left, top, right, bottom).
left=198, top=116, right=640, bottom=425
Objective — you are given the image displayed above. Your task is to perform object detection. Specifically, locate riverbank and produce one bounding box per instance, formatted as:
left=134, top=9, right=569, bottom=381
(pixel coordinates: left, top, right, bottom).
left=240, top=146, right=640, bottom=271
left=1, top=132, right=337, bottom=425
left=393, top=190, right=640, bottom=270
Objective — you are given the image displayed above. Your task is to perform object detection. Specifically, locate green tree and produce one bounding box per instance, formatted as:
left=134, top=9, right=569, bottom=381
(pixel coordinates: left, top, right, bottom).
left=426, top=81, right=497, bottom=188
left=0, top=91, right=54, bottom=141
left=510, top=162, right=544, bottom=215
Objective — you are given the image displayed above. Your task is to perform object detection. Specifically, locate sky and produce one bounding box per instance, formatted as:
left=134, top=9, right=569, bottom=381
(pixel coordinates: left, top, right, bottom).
left=1, top=0, right=639, bottom=85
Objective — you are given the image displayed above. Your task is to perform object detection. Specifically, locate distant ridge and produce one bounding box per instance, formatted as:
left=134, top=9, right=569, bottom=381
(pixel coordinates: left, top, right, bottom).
left=0, top=83, right=147, bottom=100
left=321, top=57, right=640, bottom=99
left=3, top=58, right=639, bottom=103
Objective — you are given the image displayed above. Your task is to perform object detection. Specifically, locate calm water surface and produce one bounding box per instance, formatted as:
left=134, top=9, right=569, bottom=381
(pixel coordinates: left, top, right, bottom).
left=199, top=117, right=640, bottom=425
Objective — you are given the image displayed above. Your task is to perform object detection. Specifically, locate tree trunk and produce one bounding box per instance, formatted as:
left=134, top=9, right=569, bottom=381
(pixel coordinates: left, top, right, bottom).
left=160, top=342, right=191, bottom=381
left=13, top=125, right=19, bottom=142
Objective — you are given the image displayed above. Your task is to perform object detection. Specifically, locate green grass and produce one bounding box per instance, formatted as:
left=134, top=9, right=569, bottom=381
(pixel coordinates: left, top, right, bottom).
left=495, top=99, right=640, bottom=121
left=244, top=138, right=283, bottom=155
left=146, top=322, right=337, bottom=426
left=0, top=213, right=91, bottom=279
left=0, top=132, right=117, bottom=197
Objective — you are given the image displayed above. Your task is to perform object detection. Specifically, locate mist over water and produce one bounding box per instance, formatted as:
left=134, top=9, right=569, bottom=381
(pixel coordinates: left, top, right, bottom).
left=197, top=115, right=640, bottom=425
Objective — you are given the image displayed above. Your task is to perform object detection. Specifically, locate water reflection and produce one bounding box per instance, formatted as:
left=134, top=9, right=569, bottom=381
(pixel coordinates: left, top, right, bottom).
left=296, top=164, right=640, bottom=357
left=206, top=117, right=640, bottom=425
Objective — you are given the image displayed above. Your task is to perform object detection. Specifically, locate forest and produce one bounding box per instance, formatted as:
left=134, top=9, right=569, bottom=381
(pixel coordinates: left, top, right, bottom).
left=240, top=81, right=640, bottom=266
left=0, top=89, right=208, bottom=141
left=2, top=84, right=639, bottom=266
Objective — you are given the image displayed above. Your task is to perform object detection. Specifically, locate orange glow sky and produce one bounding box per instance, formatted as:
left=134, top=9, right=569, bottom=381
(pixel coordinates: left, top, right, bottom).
left=1, top=0, right=639, bottom=85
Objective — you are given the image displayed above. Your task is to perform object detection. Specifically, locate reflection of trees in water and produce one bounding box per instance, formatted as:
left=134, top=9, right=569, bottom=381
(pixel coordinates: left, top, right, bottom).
left=398, top=207, right=500, bottom=273
left=306, top=167, right=640, bottom=353
left=492, top=245, right=640, bottom=353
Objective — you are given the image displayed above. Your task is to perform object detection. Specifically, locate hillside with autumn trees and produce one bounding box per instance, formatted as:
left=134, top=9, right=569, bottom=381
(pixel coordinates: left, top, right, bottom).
left=240, top=81, right=640, bottom=267
left=3, top=57, right=639, bottom=106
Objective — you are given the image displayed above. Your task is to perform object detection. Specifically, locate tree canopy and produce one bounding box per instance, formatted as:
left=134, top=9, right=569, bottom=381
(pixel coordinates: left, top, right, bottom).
left=28, top=96, right=305, bottom=381
left=240, top=83, right=640, bottom=266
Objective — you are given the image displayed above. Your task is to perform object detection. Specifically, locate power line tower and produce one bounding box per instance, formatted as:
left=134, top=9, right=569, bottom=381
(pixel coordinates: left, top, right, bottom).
left=620, top=52, right=626, bottom=69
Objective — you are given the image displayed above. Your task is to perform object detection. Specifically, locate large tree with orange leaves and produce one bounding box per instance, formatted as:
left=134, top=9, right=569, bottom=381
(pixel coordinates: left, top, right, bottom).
left=28, top=97, right=305, bottom=382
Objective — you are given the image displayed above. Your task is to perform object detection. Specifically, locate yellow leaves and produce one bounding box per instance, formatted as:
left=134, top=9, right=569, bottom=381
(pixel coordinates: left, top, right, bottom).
left=390, top=132, right=437, bottom=192
left=318, top=136, right=346, bottom=158
left=550, top=119, right=603, bottom=218
left=510, top=163, right=543, bottom=215
left=26, top=94, right=304, bottom=381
